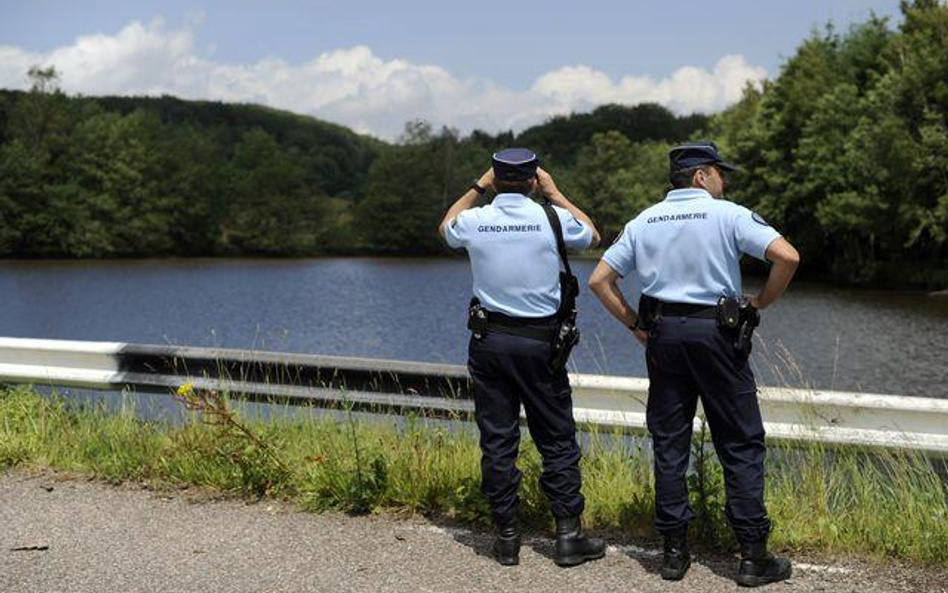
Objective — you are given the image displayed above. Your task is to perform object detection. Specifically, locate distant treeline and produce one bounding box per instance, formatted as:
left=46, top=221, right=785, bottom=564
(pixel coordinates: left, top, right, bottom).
left=0, top=0, right=946, bottom=287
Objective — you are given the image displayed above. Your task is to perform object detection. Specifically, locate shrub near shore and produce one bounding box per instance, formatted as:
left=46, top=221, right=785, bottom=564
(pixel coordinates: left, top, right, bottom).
left=1, top=384, right=946, bottom=564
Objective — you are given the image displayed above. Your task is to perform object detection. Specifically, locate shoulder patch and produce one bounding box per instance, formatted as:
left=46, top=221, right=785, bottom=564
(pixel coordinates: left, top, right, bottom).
left=751, top=212, right=769, bottom=226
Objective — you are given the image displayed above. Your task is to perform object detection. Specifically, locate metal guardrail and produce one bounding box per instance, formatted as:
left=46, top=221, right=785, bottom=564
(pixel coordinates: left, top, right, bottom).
left=2, top=337, right=948, bottom=453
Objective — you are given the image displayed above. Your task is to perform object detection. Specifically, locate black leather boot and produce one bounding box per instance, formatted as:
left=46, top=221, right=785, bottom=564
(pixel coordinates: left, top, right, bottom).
left=492, top=524, right=521, bottom=566
left=553, top=516, right=606, bottom=567
left=735, top=539, right=792, bottom=587
left=660, top=531, right=691, bottom=581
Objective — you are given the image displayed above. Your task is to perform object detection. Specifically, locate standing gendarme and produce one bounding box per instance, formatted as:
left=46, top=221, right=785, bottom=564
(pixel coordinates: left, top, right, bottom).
left=438, top=148, right=605, bottom=567
left=589, top=141, right=801, bottom=587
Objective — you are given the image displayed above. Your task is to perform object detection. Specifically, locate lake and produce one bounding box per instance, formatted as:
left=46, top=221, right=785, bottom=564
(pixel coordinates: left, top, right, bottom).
left=2, top=257, right=947, bottom=397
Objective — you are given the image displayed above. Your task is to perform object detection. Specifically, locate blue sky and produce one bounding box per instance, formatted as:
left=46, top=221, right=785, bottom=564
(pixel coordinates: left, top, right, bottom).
left=0, top=0, right=905, bottom=138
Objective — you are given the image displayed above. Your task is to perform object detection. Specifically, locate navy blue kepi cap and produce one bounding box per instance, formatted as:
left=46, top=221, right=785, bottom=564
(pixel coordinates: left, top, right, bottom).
left=669, top=142, right=739, bottom=172
left=492, top=147, right=539, bottom=181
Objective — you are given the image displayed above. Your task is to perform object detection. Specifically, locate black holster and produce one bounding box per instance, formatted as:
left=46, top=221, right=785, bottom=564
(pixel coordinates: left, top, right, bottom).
left=637, top=294, right=661, bottom=333
left=549, top=316, right=580, bottom=374
left=735, top=301, right=760, bottom=357
left=468, top=297, right=489, bottom=339
left=717, top=296, right=760, bottom=357
left=549, top=272, right=580, bottom=373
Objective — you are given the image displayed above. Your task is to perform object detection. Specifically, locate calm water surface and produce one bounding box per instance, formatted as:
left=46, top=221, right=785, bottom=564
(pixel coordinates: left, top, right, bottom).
left=2, top=257, right=947, bottom=397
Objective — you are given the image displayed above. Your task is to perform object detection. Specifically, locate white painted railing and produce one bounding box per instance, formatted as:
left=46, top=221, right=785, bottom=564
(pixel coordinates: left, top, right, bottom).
left=2, top=337, right=947, bottom=453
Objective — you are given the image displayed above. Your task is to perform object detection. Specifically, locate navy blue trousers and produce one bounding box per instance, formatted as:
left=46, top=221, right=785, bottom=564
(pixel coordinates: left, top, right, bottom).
left=468, top=331, right=585, bottom=527
left=645, top=317, right=771, bottom=543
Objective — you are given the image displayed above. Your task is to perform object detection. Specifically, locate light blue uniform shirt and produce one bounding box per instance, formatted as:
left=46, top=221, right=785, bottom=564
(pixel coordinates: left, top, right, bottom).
left=444, top=193, right=594, bottom=317
left=602, top=188, right=781, bottom=305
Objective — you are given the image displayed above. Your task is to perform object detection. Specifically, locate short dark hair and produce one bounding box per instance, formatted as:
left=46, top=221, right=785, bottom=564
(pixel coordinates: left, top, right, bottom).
left=669, top=165, right=712, bottom=189
left=493, top=178, right=535, bottom=195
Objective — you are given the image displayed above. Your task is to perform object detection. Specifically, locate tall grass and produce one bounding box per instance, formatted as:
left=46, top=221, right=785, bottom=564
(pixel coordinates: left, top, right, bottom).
left=1, top=384, right=946, bottom=564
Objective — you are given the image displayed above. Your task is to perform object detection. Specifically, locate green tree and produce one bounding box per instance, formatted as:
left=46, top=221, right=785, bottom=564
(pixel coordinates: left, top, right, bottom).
left=56, top=109, right=178, bottom=256
left=218, top=127, right=331, bottom=255
left=152, top=124, right=222, bottom=255
left=710, top=15, right=928, bottom=281
left=2, top=66, right=77, bottom=256
left=356, top=123, right=487, bottom=254
left=0, top=141, right=38, bottom=254
left=884, top=0, right=948, bottom=259
left=568, top=132, right=667, bottom=243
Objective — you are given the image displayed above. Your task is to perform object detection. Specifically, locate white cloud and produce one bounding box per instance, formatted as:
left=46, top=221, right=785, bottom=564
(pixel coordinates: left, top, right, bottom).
left=531, top=55, right=766, bottom=114
left=0, top=20, right=768, bottom=140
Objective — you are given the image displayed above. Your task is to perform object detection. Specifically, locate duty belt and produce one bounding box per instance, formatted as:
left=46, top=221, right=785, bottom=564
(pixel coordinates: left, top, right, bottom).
left=486, top=311, right=559, bottom=342
left=657, top=302, right=718, bottom=319
left=637, top=295, right=760, bottom=357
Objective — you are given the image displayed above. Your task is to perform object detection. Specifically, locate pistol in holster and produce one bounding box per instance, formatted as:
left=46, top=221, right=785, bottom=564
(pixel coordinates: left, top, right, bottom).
left=467, top=297, right=489, bottom=340
left=549, top=319, right=580, bottom=374
left=549, top=272, right=581, bottom=373
left=717, top=296, right=760, bottom=357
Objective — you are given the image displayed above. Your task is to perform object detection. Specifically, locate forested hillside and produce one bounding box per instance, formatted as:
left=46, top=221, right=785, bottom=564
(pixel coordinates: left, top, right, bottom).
left=0, top=87, right=380, bottom=256
left=0, top=84, right=704, bottom=257
left=1, top=0, right=946, bottom=287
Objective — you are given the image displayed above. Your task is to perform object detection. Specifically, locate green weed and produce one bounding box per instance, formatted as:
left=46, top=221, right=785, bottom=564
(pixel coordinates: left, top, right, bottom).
left=1, top=384, right=946, bottom=565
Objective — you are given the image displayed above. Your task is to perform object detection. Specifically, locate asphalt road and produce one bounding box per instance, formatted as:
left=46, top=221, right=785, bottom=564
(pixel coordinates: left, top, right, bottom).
left=1, top=470, right=945, bottom=593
